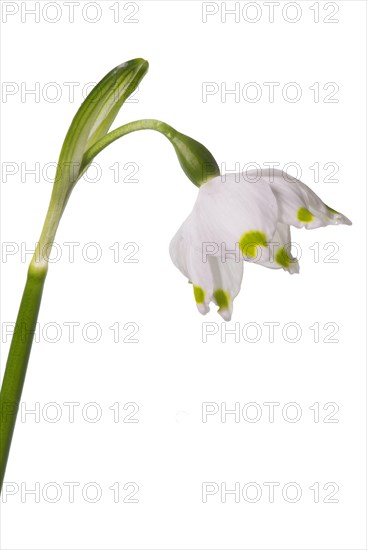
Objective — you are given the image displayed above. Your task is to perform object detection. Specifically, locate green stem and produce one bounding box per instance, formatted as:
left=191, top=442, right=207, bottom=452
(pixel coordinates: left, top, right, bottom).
left=0, top=262, right=47, bottom=490
left=80, top=119, right=174, bottom=173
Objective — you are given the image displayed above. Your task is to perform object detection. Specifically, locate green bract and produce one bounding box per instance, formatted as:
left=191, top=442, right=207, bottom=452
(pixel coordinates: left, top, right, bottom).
left=35, top=58, right=148, bottom=264
left=61, top=58, right=149, bottom=179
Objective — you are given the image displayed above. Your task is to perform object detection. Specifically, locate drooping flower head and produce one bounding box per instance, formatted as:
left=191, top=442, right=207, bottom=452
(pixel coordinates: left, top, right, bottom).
left=170, top=169, right=351, bottom=320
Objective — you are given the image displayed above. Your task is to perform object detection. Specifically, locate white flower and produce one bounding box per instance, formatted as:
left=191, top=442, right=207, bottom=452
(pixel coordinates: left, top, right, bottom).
left=169, top=169, right=351, bottom=321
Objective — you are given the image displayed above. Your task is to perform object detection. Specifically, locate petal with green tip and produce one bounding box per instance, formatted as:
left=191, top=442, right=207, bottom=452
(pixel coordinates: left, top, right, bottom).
left=169, top=217, right=243, bottom=320
left=250, top=168, right=351, bottom=229
left=256, top=223, right=300, bottom=274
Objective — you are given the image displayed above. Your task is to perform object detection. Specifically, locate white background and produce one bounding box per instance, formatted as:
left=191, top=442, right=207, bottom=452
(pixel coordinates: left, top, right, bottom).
left=0, top=1, right=366, bottom=549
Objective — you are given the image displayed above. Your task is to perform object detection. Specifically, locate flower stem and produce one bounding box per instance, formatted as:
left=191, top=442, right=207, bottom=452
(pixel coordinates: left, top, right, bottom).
left=81, top=119, right=220, bottom=186
left=80, top=119, right=175, bottom=171
left=0, top=262, right=47, bottom=491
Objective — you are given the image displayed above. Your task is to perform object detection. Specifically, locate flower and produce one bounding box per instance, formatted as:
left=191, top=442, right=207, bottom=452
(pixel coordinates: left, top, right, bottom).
left=169, top=169, right=351, bottom=321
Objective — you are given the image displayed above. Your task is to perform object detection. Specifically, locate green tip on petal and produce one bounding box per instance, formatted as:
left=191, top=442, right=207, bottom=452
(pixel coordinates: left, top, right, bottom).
left=325, top=204, right=340, bottom=215
left=213, top=289, right=230, bottom=311
left=297, top=207, right=314, bottom=223
left=193, top=285, right=205, bottom=304
left=324, top=204, right=352, bottom=226
left=239, top=231, right=267, bottom=258
left=275, top=247, right=291, bottom=269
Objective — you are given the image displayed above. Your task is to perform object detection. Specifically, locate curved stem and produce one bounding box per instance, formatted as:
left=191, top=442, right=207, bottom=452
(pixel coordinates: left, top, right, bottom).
left=80, top=119, right=174, bottom=173
left=81, top=118, right=220, bottom=186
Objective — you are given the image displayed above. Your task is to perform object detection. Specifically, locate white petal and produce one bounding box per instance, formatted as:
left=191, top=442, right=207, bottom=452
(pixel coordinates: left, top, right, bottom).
left=253, top=168, right=352, bottom=229
left=191, top=173, right=278, bottom=261
left=255, top=222, right=300, bottom=274
left=208, top=255, right=244, bottom=320
left=169, top=215, right=244, bottom=319
left=169, top=222, right=190, bottom=280
left=169, top=216, right=213, bottom=315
